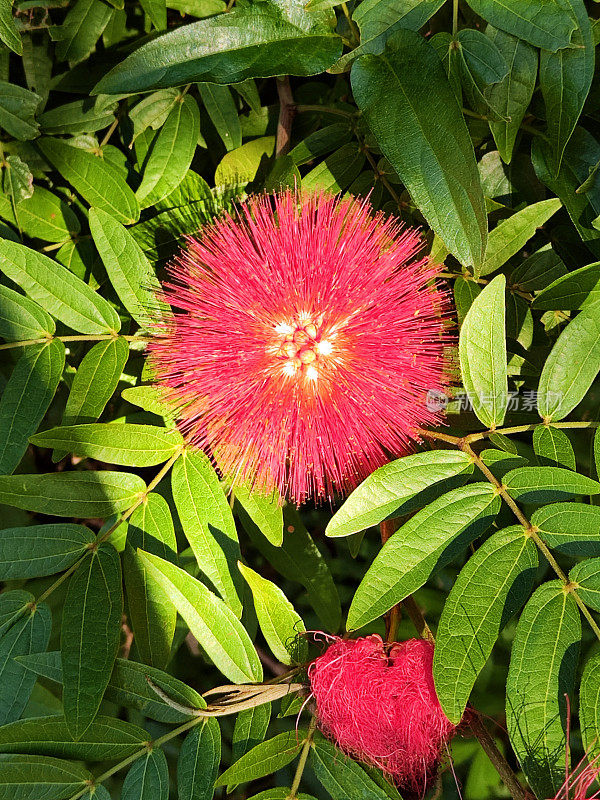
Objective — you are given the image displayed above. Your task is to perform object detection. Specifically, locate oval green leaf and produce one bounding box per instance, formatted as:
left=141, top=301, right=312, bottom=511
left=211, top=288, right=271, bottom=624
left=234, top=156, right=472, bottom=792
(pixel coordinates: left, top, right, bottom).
left=215, top=729, right=305, bottom=787
left=38, top=138, right=140, bottom=224
left=537, top=305, right=600, bottom=421
left=0, top=754, right=91, bottom=800
left=172, top=450, right=242, bottom=616
left=0, top=284, right=55, bottom=342
left=506, top=581, right=581, bottom=799
left=0, top=471, right=145, bottom=516
left=0, top=523, right=94, bottom=580
left=347, top=483, right=499, bottom=630
left=532, top=502, right=600, bottom=557
left=178, top=720, right=221, bottom=800
left=238, top=562, right=307, bottom=665
left=326, top=450, right=474, bottom=538
left=138, top=550, right=262, bottom=683
left=122, top=749, right=169, bottom=800
left=89, top=208, right=164, bottom=330
left=433, top=526, right=538, bottom=723
left=31, top=423, right=183, bottom=467
left=350, top=28, right=487, bottom=270
left=61, top=543, right=123, bottom=739
left=0, top=603, right=51, bottom=725
left=0, top=715, right=149, bottom=761
left=0, top=239, right=121, bottom=334
left=0, top=340, right=65, bottom=475
left=459, top=274, right=507, bottom=429
left=504, top=466, right=600, bottom=504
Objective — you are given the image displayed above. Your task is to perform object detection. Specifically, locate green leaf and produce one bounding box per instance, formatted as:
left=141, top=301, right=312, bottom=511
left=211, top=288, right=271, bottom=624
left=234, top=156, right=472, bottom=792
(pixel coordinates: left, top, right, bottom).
left=456, top=28, right=509, bottom=122
left=310, top=736, right=393, bottom=800
left=569, top=559, right=600, bottom=612
left=136, top=96, right=200, bottom=208
left=61, top=543, right=123, bottom=739
left=480, top=199, right=562, bottom=277
left=302, top=143, right=365, bottom=193
left=38, top=138, right=140, bottom=224
left=121, top=385, right=175, bottom=426
left=130, top=90, right=179, bottom=142
left=124, top=493, right=177, bottom=669
left=532, top=502, right=600, bottom=557
left=238, top=562, right=307, bottom=665
left=0, top=470, right=145, bottom=516
left=351, top=29, right=486, bottom=270
left=347, top=483, right=499, bottom=630
left=537, top=306, right=600, bottom=421
left=459, top=274, right=507, bottom=428
left=463, top=0, right=576, bottom=51
left=580, top=651, right=600, bottom=753
left=0, top=340, right=64, bottom=475
left=138, top=551, right=263, bottom=683
left=0, top=81, right=40, bottom=140
left=94, top=0, right=342, bottom=94
left=539, top=0, right=594, bottom=175
left=18, top=652, right=207, bottom=723
left=511, top=245, right=567, bottom=293
left=506, top=581, right=581, bottom=798
left=533, top=425, right=576, bottom=470
left=198, top=83, right=242, bottom=152
left=89, top=208, right=165, bottom=330
left=61, top=337, right=129, bottom=427
left=0, top=240, right=121, bottom=334
left=1, top=155, right=34, bottom=204
left=433, top=526, right=538, bottom=723
left=0, top=603, right=51, bottom=725
left=453, top=277, right=481, bottom=326
left=232, top=705, right=270, bottom=762
left=0, top=0, right=22, bottom=55
left=122, top=749, right=169, bottom=800
left=0, top=185, right=81, bottom=243
left=289, top=124, right=352, bottom=167
left=241, top=504, right=341, bottom=632
left=140, top=0, right=166, bottom=30
left=0, top=754, right=92, bottom=800
left=0, top=523, right=94, bottom=580
left=0, top=591, right=33, bottom=636
left=50, top=0, right=113, bottom=63
left=232, top=484, right=283, bottom=547
left=504, top=466, right=600, bottom=504
left=215, top=136, right=275, bottom=187
left=215, top=730, right=305, bottom=787
left=178, top=720, right=221, bottom=800
left=326, top=450, right=473, bottom=538
left=532, top=129, right=600, bottom=249
left=0, top=715, right=149, bottom=761
left=39, top=96, right=117, bottom=135
left=31, top=423, right=183, bottom=467
left=172, top=450, right=242, bottom=616
left=346, top=0, right=444, bottom=66
left=0, top=284, right=55, bottom=342
left=533, top=262, right=600, bottom=311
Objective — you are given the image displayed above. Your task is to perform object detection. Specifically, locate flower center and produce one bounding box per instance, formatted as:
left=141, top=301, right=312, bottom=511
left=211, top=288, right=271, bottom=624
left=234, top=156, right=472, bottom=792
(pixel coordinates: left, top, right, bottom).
left=273, top=317, right=333, bottom=380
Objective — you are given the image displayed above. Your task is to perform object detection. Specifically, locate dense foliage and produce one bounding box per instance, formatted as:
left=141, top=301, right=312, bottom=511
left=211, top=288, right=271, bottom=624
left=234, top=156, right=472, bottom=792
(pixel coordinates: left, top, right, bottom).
left=0, top=0, right=600, bottom=797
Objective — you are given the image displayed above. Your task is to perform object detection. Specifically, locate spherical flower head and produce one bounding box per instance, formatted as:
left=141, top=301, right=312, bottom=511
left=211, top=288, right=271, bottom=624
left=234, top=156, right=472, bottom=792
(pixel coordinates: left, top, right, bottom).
left=149, top=190, right=452, bottom=505
left=308, top=635, right=456, bottom=794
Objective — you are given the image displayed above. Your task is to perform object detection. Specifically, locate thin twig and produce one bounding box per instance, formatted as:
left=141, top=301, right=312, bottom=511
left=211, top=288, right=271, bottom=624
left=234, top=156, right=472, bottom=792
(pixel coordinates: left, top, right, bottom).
left=286, top=717, right=318, bottom=800
left=380, top=518, right=402, bottom=642
left=276, top=77, right=296, bottom=158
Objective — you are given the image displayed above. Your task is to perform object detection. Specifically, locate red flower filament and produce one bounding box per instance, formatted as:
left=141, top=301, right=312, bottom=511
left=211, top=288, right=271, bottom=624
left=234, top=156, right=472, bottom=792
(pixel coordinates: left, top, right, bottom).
left=308, top=635, right=456, bottom=794
left=149, top=190, right=451, bottom=504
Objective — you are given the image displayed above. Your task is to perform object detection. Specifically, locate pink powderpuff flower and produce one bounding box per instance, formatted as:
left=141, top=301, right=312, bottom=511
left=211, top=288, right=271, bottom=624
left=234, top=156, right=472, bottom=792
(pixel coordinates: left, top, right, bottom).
left=307, top=635, right=456, bottom=795
left=552, top=754, right=600, bottom=800
left=149, top=190, right=452, bottom=505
